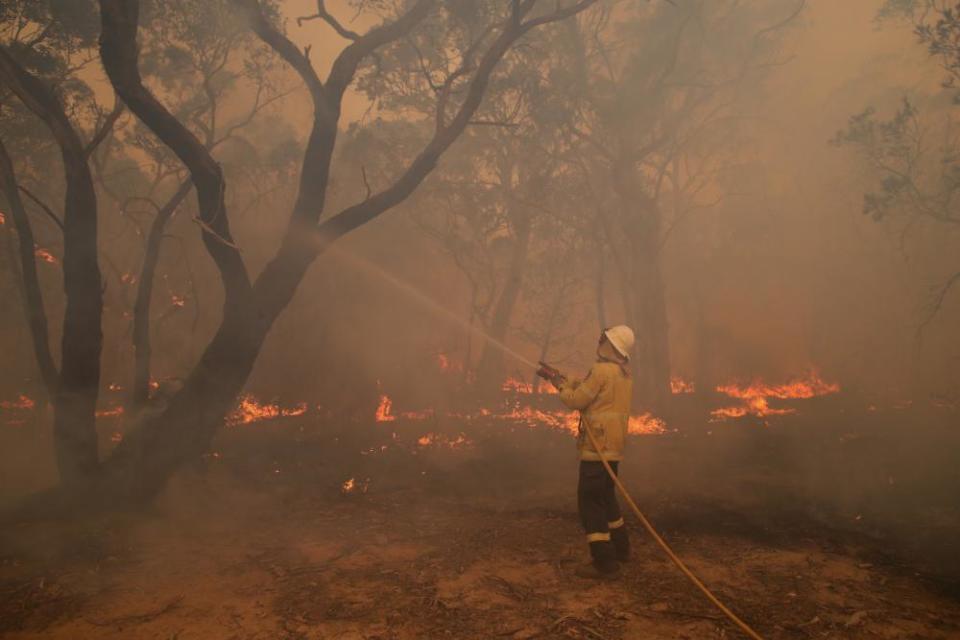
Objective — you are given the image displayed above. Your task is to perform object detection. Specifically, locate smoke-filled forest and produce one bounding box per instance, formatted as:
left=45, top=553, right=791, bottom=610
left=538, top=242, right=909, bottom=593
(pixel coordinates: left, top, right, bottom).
left=0, top=0, right=958, bottom=638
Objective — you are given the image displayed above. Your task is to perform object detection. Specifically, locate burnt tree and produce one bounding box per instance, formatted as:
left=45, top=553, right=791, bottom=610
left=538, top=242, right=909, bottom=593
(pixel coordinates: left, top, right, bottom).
left=0, top=48, right=103, bottom=484
left=83, top=0, right=598, bottom=505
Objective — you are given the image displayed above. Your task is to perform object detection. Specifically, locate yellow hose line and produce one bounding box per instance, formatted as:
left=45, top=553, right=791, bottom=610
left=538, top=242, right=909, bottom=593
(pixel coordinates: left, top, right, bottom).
left=583, top=426, right=765, bottom=640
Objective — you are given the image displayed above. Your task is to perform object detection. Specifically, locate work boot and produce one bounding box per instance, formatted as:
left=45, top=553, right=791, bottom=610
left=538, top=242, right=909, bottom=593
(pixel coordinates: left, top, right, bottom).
left=575, top=562, right=621, bottom=580
left=577, top=541, right=619, bottom=580
left=611, top=526, right=630, bottom=562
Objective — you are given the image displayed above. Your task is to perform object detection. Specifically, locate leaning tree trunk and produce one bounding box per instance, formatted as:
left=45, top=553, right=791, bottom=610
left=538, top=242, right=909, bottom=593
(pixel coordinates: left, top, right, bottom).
left=0, top=48, right=103, bottom=485
left=130, top=179, right=193, bottom=410
left=0, top=138, right=58, bottom=396
left=475, top=208, right=532, bottom=388
left=90, top=0, right=598, bottom=506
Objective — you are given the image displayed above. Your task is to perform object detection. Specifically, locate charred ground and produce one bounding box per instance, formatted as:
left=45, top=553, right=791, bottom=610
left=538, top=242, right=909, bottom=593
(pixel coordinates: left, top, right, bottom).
left=1, top=386, right=958, bottom=640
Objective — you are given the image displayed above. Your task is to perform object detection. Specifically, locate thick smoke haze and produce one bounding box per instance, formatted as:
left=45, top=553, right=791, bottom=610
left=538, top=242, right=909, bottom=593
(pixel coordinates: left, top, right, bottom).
left=1, top=1, right=958, bottom=638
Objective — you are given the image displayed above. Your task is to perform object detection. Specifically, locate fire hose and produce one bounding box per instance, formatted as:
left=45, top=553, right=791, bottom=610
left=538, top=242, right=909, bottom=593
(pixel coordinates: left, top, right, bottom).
left=580, top=418, right=766, bottom=640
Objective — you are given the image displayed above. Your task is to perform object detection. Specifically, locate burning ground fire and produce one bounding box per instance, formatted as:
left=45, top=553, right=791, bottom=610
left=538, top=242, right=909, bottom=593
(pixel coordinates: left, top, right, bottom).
left=226, top=394, right=308, bottom=426
left=710, top=372, right=840, bottom=420
left=375, top=389, right=667, bottom=437
left=0, top=370, right=841, bottom=445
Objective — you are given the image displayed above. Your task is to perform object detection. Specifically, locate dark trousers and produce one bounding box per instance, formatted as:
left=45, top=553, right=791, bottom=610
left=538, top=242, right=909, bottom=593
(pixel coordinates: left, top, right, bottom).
left=578, top=460, right=629, bottom=568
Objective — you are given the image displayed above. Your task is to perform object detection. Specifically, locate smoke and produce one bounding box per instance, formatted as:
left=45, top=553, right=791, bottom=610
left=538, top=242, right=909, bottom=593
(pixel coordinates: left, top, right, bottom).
left=0, top=0, right=958, bottom=616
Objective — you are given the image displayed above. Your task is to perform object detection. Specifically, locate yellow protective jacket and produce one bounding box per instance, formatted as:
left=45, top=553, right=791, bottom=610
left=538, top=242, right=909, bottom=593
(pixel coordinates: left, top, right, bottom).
left=559, top=361, right=633, bottom=461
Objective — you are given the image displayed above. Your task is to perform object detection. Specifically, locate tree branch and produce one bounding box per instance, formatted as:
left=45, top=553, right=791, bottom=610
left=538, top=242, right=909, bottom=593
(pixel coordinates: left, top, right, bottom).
left=83, top=98, right=125, bottom=158
left=297, top=1, right=361, bottom=41
left=99, top=0, right=251, bottom=306
left=325, top=0, right=436, bottom=104
left=316, top=0, right=601, bottom=246
left=18, top=185, right=64, bottom=231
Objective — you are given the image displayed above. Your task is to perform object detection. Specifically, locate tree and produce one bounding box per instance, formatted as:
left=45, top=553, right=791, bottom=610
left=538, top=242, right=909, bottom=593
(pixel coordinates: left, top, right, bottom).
left=38, top=0, right=596, bottom=507
left=93, top=0, right=292, bottom=410
left=544, top=0, right=805, bottom=411
left=0, top=32, right=104, bottom=484
left=836, top=1, right=960, bottom=328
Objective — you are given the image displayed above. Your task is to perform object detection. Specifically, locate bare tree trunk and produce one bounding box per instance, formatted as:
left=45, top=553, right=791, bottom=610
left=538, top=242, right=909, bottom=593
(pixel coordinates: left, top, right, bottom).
left=131, top=179, right=193, bottom=408
left=0, top=48, right=103, bottom=485
left=0, top=138, right=58, bottom=395
left=86, top=0, right=598, bottom=506
left=476, top=208, right=532, bottom=386
left=629, top=241, right=671, bottom=411
left=611, top=161, right=670, bottom=413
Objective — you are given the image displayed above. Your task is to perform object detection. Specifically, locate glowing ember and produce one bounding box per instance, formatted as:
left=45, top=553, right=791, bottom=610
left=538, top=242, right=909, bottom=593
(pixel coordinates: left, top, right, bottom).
left=502, top=376, right=558, bottom=395
left=120, top=273, right=137, bottom=284
left=711, top=372, right=839, bottom=420
left=170, top=294, right=186, bottom=308
left=34, top=247, right=57, bottom=264
left=0, top=211, right=5, bottom=224
left=226, top=394, right=308, bottom=426
left=416, top=432, right=472, bottom=448
left=108, top=383, right=123, bottom=392
left=341, top=477, right=370, bottom=494
left=375, top=394, right=396, bottom=422
left=670, top=377, right=695, bottom=394
left=502, top=377, right=534, bottom=394
left=0, top=394, right=35, bottom=410
left=96, top=406, right=125, bottom=418
left=400, top=409, right=434, bottom=420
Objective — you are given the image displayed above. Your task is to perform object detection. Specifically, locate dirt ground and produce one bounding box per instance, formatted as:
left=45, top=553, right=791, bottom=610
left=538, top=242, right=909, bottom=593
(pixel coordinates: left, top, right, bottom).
left=1, top=405, right=959, bottom=639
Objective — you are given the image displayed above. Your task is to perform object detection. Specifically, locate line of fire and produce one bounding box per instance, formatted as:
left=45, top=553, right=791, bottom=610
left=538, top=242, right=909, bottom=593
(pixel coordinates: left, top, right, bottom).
left=1, top=1, right=958, bottom=639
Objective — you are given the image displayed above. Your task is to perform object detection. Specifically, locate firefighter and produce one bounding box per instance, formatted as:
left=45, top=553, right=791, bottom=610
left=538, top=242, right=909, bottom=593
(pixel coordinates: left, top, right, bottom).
left=537, top=325, right=635, bottom=580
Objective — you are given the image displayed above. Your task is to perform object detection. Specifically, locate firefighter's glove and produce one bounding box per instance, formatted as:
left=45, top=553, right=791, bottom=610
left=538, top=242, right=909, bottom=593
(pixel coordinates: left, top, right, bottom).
left=536, top=362, right=567, bottom=389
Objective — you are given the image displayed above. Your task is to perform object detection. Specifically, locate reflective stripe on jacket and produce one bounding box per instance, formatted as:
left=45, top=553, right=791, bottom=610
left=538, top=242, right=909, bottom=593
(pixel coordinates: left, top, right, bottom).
left=559, top=361, right=633, bottom=461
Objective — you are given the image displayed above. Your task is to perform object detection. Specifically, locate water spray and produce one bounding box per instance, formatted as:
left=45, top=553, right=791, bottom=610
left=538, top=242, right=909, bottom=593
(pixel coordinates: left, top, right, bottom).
left=327, top=244, right=539, bottom=370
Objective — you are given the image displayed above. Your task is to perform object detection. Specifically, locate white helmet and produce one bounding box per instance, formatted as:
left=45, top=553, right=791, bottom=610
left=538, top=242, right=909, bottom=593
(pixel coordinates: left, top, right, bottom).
left=603, top=325, right=635, bottom=359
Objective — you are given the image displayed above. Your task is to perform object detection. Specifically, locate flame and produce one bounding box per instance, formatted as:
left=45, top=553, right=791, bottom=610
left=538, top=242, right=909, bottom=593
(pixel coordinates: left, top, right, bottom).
left=436, top=352, right=465, bottom=372
left=34, top=247, right=58, bottom=264
left=716, top=375, right=839, bottom=401
left=670, top=377, right=695, bottom=394
left=711, top=372, right=839, bottom=420
left=341, top=477, right=370, bottom=494
left=496, top=405, right=580, bottom=433
left=375, top=394, right=396, bottom=422
left=170, top=294, right=186, bottom=308
left=628, top=413, right=667, bottom=435
left=0, top=394, right=36, bottom=410
left=0, top=211, right=6, bottom=225
left=226, top=394, right=308, bottom=426
left=371, top=390, right=665, bottom=439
